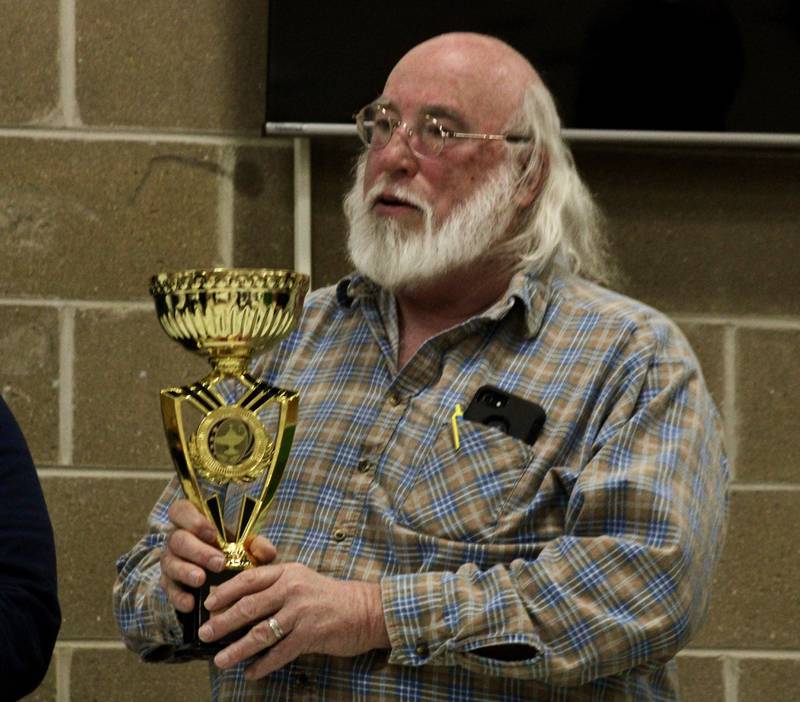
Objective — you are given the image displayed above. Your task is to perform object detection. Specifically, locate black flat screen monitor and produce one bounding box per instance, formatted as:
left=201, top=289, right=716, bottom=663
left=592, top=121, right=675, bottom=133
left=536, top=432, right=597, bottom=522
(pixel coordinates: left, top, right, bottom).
left=264, top=0, right=800, bottom=144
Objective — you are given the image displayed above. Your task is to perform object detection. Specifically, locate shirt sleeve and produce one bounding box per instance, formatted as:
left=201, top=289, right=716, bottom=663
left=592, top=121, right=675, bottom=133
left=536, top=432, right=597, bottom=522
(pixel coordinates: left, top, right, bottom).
left=380, top=324, right=729, bottom=686
left=113, top=476, right=187, bottom=661
left=0, top=396, right=61, bottom=699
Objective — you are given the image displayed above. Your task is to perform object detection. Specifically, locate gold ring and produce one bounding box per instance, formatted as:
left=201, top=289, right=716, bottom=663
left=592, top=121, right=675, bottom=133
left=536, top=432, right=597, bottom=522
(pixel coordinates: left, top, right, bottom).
left=267, top=616, right=285, bottom=641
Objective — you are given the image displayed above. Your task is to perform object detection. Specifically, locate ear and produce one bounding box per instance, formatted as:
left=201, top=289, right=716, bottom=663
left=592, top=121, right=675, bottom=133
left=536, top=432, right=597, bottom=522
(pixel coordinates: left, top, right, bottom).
left=513, top=148, right=549, bottom=209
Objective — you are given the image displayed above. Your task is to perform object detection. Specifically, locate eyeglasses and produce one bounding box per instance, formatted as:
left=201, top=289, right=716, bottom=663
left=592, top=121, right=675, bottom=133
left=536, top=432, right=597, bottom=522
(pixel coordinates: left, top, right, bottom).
left=354, top=103, right=531, bottom=159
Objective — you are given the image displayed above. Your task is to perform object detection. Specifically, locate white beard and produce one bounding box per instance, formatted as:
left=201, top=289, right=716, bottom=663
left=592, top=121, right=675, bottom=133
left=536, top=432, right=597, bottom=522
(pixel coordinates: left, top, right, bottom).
left=344, top=154, right=521, bottom=291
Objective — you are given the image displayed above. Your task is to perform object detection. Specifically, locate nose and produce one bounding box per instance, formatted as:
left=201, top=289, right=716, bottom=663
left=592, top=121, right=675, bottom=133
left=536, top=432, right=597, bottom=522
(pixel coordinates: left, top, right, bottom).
left=375, top=121, right=419, bottom=176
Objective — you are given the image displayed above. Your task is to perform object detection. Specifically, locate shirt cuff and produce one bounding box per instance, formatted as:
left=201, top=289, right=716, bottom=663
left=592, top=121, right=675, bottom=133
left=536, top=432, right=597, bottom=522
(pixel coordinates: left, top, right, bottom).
left=380, top=565, right=544, bottom=674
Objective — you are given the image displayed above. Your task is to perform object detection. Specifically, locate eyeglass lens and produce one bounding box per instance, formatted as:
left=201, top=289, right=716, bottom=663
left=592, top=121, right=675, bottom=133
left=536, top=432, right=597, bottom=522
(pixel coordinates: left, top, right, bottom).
left=358, top=105, right=444, bottom=157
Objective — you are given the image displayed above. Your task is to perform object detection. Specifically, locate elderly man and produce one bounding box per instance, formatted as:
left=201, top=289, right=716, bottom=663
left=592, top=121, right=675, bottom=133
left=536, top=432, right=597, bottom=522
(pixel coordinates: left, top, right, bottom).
left=115, top=33, right=728, bottom=701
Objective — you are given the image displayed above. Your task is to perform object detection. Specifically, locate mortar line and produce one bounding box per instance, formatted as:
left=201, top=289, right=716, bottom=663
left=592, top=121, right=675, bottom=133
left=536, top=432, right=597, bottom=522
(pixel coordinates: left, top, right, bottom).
left=56, top=644, right=72, bottom=702
left=0, top=298, right=152, bottom=311
left=724, top=325, right=738, bottom=480
left=56, top=640, right=128, bottom=650
left=59, top=0, right=79, bottom=126
left=672, top=314, right=800, bottom=330
left=58, top=307, right=75, bottom=466
left=217, top=145, right=236, bottom=267
left=681, top=648, right=800, bottom=660
left=38, top=467, right=173, bottom=479
left=729, top=481, right=800, bottom=491
left=723, top=656, right=739, bottom=702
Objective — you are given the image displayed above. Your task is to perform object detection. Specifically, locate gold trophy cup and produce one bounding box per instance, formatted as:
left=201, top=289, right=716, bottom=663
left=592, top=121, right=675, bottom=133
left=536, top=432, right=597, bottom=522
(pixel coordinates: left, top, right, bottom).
left=150, top=268, right=309, bottom=658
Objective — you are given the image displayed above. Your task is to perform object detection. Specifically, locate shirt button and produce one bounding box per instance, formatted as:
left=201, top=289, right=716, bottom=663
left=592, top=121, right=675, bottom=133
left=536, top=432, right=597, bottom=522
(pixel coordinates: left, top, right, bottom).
left=357, top=459, right=372, bottom=473
left=294, top=672, right=311, bottom=688
left=333, top=528, right=348, bottom=542
left=415, top=641, right=430, bottom=658
left=388, top=392, right=402, bottom=406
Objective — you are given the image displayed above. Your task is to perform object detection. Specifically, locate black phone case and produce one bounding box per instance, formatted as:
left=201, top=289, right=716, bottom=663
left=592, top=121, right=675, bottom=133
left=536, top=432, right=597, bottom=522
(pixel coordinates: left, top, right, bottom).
left=463, top=385, right=546, bottom=446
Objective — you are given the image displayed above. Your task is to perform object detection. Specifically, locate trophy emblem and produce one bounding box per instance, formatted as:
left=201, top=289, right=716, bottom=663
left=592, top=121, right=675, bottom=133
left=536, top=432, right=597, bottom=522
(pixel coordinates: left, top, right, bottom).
left=150, top=268, right=309, bottom=657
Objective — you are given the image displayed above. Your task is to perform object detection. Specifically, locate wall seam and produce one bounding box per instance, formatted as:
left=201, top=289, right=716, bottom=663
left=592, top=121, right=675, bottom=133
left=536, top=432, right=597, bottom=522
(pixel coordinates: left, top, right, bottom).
left=724, top=325, right=738, bottom=480
left=59, top=0, right=80, bottom=126
left=723, top=656, right=739, bottom=702
left=58, top=306, right=75, bottom=466
left=216, top=145, right=236, bottom=267
left=56, top=644, right=72, bottom=702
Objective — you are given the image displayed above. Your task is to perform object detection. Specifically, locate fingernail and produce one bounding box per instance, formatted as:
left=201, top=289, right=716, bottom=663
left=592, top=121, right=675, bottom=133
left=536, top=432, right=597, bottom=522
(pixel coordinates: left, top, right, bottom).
left=209, top=556, right=225, bottom=572
left=204, top=594, right=217, bottom=609
left=191, top=570, right=203, bottom=586
left=198, top=623, right=212, bottom=641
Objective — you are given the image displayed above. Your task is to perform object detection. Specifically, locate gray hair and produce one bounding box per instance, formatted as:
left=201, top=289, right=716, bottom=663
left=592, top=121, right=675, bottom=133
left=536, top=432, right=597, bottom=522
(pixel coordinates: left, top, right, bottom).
left=506, top=82, right=616, bottom=285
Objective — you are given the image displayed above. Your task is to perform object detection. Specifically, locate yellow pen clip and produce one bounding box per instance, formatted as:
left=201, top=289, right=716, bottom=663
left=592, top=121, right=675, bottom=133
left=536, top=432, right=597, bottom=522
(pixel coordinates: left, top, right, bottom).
left=451, top=403, right=463, bottom=450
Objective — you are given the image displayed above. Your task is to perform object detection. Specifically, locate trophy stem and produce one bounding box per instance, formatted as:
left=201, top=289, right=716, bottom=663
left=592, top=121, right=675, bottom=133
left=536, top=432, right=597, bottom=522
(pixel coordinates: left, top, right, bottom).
left=209, top=352, right=250, bottom=377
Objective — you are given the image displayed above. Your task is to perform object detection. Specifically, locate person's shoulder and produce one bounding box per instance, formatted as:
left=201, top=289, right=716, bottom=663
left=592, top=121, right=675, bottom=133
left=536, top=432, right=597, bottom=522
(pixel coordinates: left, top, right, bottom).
left=547, top=274, right=694, bottom=361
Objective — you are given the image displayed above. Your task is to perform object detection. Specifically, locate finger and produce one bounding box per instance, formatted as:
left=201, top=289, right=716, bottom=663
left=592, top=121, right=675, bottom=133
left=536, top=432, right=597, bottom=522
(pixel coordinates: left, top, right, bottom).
left=166, top=529, right=226, bottom=573
left=159, top=571, right=195, bottom=612
left=200, top=591, right=281, bottom=644
left=246, top=535, right=277, bottom=565
left=161, top=547, right=210, bottom=589
left=203, top=565, right=283, bottom=613
left=244, top=639, right=299, bottom=680
left=213, top=614, right=293, bottom=671
left=168, top=499, right=218, bottom=544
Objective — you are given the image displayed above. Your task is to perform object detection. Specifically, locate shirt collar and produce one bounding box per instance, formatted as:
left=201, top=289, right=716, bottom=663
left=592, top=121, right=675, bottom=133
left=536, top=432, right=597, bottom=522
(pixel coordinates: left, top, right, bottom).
left=337, top=268, right=550, bottom=340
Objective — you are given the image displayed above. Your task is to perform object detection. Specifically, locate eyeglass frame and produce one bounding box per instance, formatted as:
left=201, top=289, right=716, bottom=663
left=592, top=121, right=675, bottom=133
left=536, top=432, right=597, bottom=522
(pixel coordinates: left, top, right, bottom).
left=353, top=102, right=532, bottom=158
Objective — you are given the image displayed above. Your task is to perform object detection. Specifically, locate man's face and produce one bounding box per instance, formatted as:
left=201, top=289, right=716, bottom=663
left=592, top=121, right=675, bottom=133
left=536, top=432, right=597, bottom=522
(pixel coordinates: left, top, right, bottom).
left=361, top=44, right=515, bottom=232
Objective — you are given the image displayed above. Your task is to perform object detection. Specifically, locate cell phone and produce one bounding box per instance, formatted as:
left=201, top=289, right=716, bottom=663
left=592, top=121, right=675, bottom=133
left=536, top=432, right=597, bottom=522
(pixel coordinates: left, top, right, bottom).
left=463, top=385, right=546, bottom=446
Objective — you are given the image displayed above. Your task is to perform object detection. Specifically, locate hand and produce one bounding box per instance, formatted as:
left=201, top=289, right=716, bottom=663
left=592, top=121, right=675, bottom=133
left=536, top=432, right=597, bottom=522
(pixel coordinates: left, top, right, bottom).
left=159, top=499, right=277, bottom=612
left=197, top=563, right=390, bottom=678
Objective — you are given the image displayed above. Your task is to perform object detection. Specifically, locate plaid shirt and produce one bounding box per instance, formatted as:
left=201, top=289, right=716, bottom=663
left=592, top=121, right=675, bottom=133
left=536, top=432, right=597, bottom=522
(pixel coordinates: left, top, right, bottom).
left=115, top=270, right=728, bottom=701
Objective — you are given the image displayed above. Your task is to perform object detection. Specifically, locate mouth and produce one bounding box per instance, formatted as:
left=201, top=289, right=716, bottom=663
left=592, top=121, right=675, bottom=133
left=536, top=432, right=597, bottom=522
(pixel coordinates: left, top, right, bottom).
left=372, top=192, right=423, bottom=217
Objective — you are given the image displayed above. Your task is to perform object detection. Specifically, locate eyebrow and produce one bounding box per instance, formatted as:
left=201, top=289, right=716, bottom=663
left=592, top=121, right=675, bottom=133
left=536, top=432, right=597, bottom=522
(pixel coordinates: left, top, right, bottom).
left=374, top=98, right=469, bottom=130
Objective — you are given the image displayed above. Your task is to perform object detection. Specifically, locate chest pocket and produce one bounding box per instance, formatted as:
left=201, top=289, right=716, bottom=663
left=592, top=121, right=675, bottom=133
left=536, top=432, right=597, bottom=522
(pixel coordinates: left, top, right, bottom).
left=395, top=419, right=534, bottom=543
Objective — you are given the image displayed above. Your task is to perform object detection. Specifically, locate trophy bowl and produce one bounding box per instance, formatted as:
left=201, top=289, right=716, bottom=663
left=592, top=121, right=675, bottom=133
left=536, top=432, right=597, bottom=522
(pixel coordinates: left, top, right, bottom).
left=150, top=268, right=309, bottom=374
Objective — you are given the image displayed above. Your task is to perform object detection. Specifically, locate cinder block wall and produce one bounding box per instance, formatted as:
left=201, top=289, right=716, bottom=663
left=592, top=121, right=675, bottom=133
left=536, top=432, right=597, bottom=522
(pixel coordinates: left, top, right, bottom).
left=1, top=3, right=798, bottom=701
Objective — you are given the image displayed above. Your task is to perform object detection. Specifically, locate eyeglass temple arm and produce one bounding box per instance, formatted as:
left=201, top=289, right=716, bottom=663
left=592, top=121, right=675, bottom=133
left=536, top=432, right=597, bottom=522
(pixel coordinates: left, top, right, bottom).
left=449, top=131, right=531, bottom=144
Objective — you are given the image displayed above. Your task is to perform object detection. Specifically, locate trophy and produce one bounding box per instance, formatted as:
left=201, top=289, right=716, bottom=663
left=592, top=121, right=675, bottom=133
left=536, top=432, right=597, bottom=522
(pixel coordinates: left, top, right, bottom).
left=150, top=268, right=309, bottom=658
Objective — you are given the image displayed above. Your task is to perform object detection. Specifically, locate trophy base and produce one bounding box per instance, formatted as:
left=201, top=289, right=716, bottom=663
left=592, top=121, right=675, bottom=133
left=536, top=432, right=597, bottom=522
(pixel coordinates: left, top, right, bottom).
left=175, top=568, right=250, bottom=659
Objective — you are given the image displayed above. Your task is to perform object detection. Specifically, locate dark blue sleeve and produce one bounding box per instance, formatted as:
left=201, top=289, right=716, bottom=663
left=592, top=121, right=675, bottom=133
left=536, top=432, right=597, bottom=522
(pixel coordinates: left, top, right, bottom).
left=0, top=396, right=61, bottom=699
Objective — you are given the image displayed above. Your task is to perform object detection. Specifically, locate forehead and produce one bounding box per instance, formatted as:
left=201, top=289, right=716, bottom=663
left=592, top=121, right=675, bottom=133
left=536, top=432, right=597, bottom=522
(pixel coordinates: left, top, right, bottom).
left=381, top=43, right=520, bottom=130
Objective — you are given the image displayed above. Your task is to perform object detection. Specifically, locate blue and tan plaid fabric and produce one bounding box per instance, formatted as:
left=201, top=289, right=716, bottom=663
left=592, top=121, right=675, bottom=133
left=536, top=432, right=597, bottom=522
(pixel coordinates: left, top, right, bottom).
left=115, top=270, right=728, bottom=701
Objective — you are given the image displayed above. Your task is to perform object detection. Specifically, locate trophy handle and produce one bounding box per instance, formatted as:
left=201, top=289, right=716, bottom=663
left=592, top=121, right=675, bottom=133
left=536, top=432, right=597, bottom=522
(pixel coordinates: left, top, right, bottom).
left=160, top=390, right=227, bottom=550
left=234, top=382, right=298, bottom=545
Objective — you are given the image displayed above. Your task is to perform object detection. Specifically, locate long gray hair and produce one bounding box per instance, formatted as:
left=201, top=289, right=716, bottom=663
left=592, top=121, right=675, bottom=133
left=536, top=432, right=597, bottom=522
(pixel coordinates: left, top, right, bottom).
left=505, top=82, right=616, bottom=285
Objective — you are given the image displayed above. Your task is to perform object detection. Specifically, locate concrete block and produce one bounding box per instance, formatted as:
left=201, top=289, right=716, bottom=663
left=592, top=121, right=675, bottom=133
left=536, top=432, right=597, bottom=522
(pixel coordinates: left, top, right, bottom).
left=76, top=0, right=267, bottom=132
left=73, top=308, right=208, bottom=468
left=0, top=0, right=59, bottom=124
left=232, top=144, right=294, bottom=269
left=677, top=321, right=726, bottom=414
left=676, top=655, right=725, bottom=702
left=70, top=647, right=210, bottom=701
left=41, top=475, right=170, bottom=639
left=692, top=491, right=800, bottom=649
left=738, top=658, right=800, bottom=702
left=310, top=137, right=361, bottom=287
left=735, top=328, right=800, bottom=483
left=0, top=138, right=222, bottom=300
left=573, top=145, right=800, bottom=317
left=0, top=306, right=60, bottom=463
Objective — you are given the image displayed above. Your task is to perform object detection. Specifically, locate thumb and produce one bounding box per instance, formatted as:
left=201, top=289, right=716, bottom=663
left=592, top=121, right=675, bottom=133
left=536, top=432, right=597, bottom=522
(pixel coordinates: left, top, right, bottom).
left=247, top=535, right=278, bottom=565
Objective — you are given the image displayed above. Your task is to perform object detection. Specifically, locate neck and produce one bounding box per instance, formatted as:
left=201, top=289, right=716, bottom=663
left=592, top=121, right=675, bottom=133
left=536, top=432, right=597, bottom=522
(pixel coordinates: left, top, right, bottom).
left=394, top=261, right=514, bottom=368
